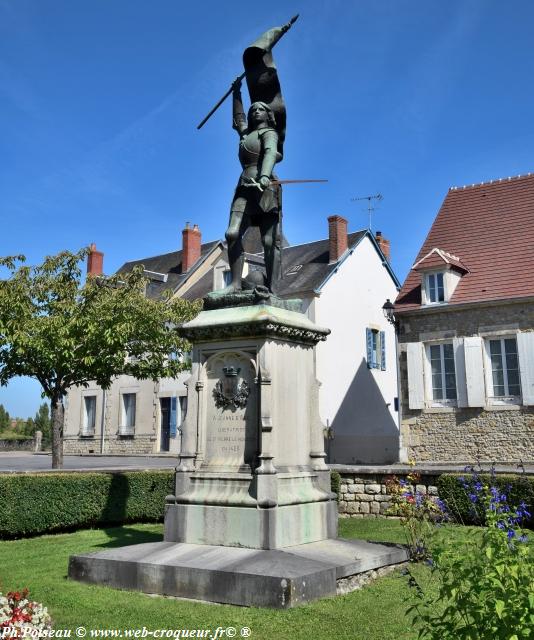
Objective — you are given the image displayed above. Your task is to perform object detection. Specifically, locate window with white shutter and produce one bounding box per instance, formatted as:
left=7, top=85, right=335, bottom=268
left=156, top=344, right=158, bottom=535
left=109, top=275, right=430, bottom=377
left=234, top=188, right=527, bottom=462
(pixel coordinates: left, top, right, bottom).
left=484, top=336, right=521, bottom=405
left=517, top=332, right=534, bottom=405
left=407, top=342, right=425, bottom=409
left=453, top=337, right=468, bottom=407
left=425, top=343, right=457, bottom=406
left=464, top=336, right=486, bottom=407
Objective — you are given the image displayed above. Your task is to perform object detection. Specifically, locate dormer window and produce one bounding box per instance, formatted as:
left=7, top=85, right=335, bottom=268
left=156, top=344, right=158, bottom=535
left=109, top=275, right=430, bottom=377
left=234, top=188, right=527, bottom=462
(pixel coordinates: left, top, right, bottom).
left=412, top=248, right=469, bottom=307
left=426, top=272, right=445, bottom=303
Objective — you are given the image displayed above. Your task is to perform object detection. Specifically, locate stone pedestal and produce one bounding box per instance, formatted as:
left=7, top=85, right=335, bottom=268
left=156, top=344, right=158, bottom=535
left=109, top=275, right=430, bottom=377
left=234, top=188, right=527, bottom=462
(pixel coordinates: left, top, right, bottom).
left=69, top=302, right=408, bottom=607
left=165, top=303, right=336, bottom=549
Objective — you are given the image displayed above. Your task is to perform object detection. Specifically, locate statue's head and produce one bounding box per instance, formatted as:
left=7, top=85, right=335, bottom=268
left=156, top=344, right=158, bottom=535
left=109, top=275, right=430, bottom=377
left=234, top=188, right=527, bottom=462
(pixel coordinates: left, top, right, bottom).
left=248, top=101, right=276, bottom=129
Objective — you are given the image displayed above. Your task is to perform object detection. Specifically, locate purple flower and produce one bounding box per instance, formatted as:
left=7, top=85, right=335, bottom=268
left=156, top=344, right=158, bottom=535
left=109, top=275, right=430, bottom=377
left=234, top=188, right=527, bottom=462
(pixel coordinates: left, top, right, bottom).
left=517, top=502, right=531, bottom=520
left=507, top=529, right=516, bottom=540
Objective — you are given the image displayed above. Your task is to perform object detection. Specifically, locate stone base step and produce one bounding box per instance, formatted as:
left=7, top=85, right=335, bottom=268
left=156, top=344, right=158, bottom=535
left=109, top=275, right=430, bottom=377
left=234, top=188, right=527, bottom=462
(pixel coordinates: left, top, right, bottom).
left=68, top=537, right=408, bottom=608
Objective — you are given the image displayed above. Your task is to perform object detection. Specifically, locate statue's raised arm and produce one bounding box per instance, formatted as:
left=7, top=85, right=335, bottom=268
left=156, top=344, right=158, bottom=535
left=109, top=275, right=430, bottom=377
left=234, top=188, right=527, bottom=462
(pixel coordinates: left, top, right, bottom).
left=232, top=77, right=247, bottom=136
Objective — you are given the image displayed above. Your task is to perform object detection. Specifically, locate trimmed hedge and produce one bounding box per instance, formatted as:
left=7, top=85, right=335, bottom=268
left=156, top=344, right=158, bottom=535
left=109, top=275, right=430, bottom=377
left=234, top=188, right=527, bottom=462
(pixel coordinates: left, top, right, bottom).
left=437, top=472, right=534, bottom=528
left=0, top=433, right=32, bottom=441
left=0, top=471, right=174, bottom=538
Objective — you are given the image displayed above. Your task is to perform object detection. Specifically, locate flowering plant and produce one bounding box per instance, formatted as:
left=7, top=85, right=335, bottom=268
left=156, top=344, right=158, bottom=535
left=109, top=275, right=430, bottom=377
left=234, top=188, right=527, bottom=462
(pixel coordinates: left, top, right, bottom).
left=385, top=467, right=446, bottom=560
left=0, top=589, right=52, bottom=637
left=407, top=467, right=534, bottom=640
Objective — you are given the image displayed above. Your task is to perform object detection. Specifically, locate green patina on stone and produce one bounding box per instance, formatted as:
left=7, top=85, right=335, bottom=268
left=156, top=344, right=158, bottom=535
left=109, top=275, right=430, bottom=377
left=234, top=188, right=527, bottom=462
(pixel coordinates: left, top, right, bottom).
left=179, top=303, right=330, bottom=346
left=203, top=288, right=302, bottom=313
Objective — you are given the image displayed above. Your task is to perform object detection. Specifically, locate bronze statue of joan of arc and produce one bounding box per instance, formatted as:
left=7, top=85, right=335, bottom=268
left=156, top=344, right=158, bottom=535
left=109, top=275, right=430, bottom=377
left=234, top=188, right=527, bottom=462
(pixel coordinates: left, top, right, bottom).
left=223, top=21, right=293, bottom=294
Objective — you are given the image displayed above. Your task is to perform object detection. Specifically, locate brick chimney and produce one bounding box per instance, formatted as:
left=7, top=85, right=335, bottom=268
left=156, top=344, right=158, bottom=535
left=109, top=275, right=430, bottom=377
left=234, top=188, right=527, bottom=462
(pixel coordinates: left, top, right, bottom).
left=375, top=231, right=390, bottom=261
left=182, top=222, right=201, bottom=272
left=87, top=243, right=104, bottom=276
left=328, top=215, right=348, bottom=263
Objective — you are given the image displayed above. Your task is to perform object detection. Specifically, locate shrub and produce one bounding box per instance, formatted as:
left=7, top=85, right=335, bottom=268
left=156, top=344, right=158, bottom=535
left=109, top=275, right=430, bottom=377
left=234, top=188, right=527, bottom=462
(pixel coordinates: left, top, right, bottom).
left=408, top=470, right=534, bottom=639
left=438, top=472, right=534, bottom=528
left=330, top=471, right=341, bottom=500
left=386, top=472, right=446, bottom=560
left=0, top=471, right=174, bottom=538
left=0, top=433, right=32, bottom=441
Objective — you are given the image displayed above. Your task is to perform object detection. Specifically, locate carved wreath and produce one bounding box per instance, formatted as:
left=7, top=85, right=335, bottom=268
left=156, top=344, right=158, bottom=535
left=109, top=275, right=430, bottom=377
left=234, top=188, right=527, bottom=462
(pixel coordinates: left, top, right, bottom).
left=213, top=378, right=250, bottom=410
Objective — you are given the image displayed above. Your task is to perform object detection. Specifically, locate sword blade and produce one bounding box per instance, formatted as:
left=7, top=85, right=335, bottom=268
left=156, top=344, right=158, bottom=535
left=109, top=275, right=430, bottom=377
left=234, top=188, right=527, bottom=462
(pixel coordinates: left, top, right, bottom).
left=270, top=179, right=328, bottom=185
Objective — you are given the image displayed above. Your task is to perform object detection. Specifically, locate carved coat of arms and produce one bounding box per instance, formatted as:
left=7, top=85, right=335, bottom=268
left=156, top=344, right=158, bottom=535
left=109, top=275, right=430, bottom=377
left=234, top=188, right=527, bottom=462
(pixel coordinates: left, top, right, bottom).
left=213, top=366, right=250, bottom=410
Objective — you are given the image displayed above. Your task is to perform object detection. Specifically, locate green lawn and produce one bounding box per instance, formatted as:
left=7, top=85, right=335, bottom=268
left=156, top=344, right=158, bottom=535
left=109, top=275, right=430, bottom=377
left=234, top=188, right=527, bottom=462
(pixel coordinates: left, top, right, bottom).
left=0, top=519, right=424, bottom=640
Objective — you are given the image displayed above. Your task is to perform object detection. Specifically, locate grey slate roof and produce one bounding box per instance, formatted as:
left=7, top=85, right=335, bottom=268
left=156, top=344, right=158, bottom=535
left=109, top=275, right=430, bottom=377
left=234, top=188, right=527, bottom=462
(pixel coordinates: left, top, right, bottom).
left=118, top=227, right=396, bottom=301
left=118, top=240, right=220, bottom=299
left=276, top=231, right=367, bottom=297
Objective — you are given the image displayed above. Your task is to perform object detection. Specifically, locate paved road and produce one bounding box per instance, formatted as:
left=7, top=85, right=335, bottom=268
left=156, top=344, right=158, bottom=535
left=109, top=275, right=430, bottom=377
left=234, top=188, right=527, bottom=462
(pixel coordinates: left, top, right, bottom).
left=0, top=452, right=177, bottom=472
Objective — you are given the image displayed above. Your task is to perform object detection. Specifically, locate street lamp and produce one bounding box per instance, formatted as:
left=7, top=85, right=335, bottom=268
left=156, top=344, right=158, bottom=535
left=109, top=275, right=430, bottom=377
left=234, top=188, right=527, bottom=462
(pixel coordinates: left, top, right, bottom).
left=382, top=298, right=395, bottom=325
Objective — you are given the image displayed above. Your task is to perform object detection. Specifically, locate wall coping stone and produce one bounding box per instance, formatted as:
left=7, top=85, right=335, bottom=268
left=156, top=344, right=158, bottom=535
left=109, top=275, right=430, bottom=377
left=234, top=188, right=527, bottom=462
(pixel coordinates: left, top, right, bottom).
left=330, top=463, right=534, bottom=476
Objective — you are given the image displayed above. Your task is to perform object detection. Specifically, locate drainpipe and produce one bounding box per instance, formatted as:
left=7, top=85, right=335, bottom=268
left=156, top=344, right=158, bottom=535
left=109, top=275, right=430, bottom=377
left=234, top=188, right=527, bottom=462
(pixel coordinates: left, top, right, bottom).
left=393, top=325, right=406, bottom=462
left=100, top=389, right=106, bottom=454
left=382, top=298, right=405, bottom=462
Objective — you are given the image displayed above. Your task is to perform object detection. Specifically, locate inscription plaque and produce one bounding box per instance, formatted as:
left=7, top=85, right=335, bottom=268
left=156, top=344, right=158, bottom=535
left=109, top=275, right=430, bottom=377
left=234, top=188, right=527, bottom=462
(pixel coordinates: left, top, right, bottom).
left=204, top=352, right=257, bottom=468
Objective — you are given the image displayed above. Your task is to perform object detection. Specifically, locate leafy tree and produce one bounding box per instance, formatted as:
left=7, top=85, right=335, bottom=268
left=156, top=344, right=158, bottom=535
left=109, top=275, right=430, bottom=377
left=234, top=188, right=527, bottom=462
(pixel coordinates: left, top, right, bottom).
left=0, top=403, right=9, bottom=432
left=13, top=418, right=27, bottom=434
left=32, top=402, right=52, bottom=447
left=24, top=417, right=35, bottom=435
left=0, top=248, right=200, bottom=468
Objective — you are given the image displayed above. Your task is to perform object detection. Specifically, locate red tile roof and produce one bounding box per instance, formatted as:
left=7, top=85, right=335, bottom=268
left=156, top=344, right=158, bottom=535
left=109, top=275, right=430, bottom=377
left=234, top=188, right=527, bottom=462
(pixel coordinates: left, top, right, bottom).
left=396, top=173, right=534, bottom=311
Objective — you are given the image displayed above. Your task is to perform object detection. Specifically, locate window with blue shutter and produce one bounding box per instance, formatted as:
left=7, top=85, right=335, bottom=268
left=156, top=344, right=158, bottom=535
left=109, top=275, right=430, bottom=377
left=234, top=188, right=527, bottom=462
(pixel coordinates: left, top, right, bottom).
left=170, top=396, right=177, bottom=438
left=366, top=328, right=386, bottom=370
left=366, top=328, right=373, bottom=368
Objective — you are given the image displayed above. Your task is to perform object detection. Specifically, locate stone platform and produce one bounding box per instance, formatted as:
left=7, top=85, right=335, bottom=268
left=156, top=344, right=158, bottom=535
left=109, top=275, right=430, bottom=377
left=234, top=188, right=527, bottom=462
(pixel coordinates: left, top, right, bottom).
left=69, top=538, right=408, bottom=608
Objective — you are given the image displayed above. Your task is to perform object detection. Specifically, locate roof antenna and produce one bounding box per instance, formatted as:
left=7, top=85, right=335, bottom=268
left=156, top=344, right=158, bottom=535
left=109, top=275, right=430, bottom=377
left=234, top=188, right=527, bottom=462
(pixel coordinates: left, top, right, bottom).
left=350, top=193, right=383, bottom=231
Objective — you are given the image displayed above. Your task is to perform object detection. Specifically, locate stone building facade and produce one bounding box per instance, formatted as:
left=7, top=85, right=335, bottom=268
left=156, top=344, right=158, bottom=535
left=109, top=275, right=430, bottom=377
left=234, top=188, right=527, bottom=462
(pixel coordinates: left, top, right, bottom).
left=395, top=174, right=534, bottom=464
left=398, top=299, right=534, bottom=462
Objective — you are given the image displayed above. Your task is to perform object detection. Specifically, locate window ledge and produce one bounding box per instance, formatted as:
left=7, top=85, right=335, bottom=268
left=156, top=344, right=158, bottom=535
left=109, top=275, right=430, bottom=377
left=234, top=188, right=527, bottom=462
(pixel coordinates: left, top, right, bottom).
left=484, top=404, right=522, bottom=412
left=423, top=407, right=456, bottom=414
left=80, top=432, right=95, bottom=438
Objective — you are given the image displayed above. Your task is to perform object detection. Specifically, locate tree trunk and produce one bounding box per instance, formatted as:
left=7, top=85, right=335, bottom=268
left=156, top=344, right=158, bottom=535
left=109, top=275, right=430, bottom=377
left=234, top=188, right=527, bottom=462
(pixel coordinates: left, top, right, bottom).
left=51, top=396, right=64, bottom=469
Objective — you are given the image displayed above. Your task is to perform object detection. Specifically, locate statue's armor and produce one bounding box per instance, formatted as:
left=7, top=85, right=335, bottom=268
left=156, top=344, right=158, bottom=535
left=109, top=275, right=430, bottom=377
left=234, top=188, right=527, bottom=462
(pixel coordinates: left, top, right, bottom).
left=232, top=127, right=281, bottom=215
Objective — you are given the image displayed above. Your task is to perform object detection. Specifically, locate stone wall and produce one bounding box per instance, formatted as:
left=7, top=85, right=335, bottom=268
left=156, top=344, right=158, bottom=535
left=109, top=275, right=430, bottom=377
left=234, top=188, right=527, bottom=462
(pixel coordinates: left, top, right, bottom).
left=333, top=466, right=440, bottom=517
left=402, top=406, right=534, bottom=462
left=398, top=300, right=534, bottom=463
left=63, top=435, right=155, bottom=455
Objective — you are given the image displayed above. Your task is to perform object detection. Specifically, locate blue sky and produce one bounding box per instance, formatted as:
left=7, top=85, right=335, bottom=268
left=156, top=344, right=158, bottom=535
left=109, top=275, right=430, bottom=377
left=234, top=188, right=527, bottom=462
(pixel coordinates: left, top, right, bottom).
left=1, top=0, right=534, bottom=418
